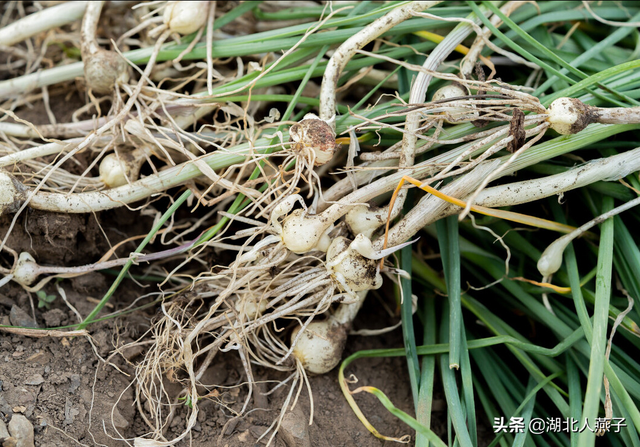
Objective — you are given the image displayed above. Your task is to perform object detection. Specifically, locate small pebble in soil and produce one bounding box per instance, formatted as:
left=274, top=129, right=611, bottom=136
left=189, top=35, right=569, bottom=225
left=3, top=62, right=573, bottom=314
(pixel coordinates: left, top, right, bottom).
left=68, top=374, right=81, bottom=394
left=9, top=306, right=37, bottom=329
left=64, top=398, right=79, bottom=426
left=280, top=408, right=310, bottom=447
left=42, top=309, right=66, bottom=328
left=0, top=419, right=10, bottom=438
left=24, top=375, right=44, bottom=386
left=8, top=414, right=34, bottom=447
left=0, top=294, right=16, bottom=308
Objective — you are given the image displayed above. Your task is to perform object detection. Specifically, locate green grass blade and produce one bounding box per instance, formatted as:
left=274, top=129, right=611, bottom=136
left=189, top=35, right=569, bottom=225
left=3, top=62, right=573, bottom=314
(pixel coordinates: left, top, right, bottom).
left=578, top=196, right=615, bottom=447
left=400, top=241, right=421, bottom=406
left=357, top=386, right=448, bottom=447
left=460, top=332, right=477, bottom=446
left=512, top=377, right=538, bottom=447
left=440, top=302, right=474, bottom=447
left=78, top=189, right=192, bottom=329
left=567, top=354, right=582, bottom=447
left=437, top=215, right=462, bottom=369
left=533, top=10, right=640, bottom=101
left=540, top=60, right=640, bottom=107
left=467, top=1, right=578, bottom=86
left=416, top=296, right=437, bottom=447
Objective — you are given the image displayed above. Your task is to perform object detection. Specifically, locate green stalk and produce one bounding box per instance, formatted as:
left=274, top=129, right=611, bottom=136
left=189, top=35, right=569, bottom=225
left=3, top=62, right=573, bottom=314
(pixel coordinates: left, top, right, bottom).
left=78, top=189, right=192, bottom=329
left=400, top=240, right=420, bottom=406
left=437, top=215, right=461, bottom=369
left=416, top=296, right=437, bottom=447
left=439, top=302, right=473, bottom=447
left=578, top=196, right=615, bottom=447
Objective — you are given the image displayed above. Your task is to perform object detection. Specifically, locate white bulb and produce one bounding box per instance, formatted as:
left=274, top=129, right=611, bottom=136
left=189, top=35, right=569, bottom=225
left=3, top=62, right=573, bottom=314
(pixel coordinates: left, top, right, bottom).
left=99, top=150, right=146, bottom=188
left=432, top=84, right=475, bottom=123
left=289, top=114, right=337, bottom=166
left=547, top=97, right=592, bottom=135
left=326, top=237, right=383, bottom=292
left=292, top=321, right=346, bottom=374
left=99, top=154, right=128, bottom=188
left=14, top=252, right=38, bottom=286
left=164, top=1, right=209, bottom=35
left=432, top=84, right=467, bottom=102
left=344, top=205, right=384, bottom=239
left=281, top=210, right=329, bottom=254
left=0, top=171, right=23, bottom=215
left=84, top=49, right=128, bottom=94
left=537, top=237, right=571, bottom=277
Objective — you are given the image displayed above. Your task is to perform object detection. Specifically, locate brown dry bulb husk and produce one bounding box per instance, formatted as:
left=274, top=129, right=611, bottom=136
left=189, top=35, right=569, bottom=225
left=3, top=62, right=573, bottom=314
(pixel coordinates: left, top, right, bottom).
left=289, top=113, right=337, bottom=166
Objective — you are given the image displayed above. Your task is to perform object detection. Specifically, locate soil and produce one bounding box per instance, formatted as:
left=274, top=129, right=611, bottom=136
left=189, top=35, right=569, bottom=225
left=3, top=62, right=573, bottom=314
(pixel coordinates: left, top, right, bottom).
left=0, top=206, right=444, bottom=447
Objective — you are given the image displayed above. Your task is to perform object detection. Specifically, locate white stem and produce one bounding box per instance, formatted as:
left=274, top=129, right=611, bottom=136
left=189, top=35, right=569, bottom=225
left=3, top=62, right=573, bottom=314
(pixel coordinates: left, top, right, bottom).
left=80, top=1, right=103, bottom=57
left=594, top=107, right=640, bottom=125
left=400, top=10, right=487, bottom=168
left=332, top=290, right=367, bottom=326
left=0, top=136, right=114, bottom=168
left=319, top=1, right=442, bottom=126
left=377, top=144, right=640, bottom=249
left=391, top=6, right=489, bottom=218
left=538, top=195, right=640, bottom=277
left=206, top=1, right=216, bottom=95
left=0, top=274, right=13, bottom=289
left=475, top=146, right=640, bottom=207
left=458, top=123, right=549, bottom=220
left=0, top=2, right=88, bottom=47
left=2, top=137, right=270, bottom=214
left=373, top=159, right=500, bottom=249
